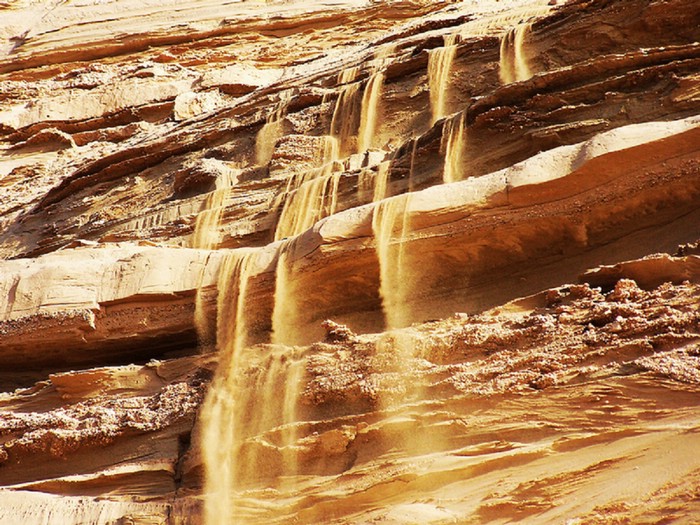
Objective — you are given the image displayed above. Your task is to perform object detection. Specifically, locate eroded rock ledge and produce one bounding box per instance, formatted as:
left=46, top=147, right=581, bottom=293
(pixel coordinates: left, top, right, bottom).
left=2, top=253, right=700, bottom=523
left=1, top=0, right=700, bottom=523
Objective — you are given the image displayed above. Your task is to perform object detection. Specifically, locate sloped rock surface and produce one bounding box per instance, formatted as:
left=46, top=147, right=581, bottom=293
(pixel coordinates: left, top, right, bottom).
left=1, top=0, right=700, bottom=523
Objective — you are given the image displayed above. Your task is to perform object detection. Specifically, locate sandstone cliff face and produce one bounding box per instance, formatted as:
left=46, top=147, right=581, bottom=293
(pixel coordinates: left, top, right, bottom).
left=1, top=0, right=700, bottom=523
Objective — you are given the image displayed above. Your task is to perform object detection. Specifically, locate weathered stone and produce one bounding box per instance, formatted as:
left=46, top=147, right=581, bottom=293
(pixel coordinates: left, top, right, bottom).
left=1, top=0, right=700, bottom=523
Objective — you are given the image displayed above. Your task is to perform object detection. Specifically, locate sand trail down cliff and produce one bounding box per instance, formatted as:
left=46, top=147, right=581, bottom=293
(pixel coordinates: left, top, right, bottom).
left=330, top=44, right=393, bottom=158
left=256, top=91, right=292, bottom=167
left=428, top=34, right=459, bottom=124
left=272, top=237, right=305, bottom=346
left=441, top=112, right=466, bottom=184
left=191, top=189, right=227, bottom=250
left=274, top=136, right=340, bottom=241
left=195, top=249, right=257, bottom=523
left=275, top=169, right=342, bottom=241
left=499, top=22, right=535, bottom=84
left=373, top=159, right=391, bottom=202
left=190, top=160, right=243, bottom=250
left=357, top=71, right=385, bottom=154
left=372, top=193, right=413, bottom=331
left=328, top=66, right=362, bottom=158
left=199, top=247, right=305, bottom=524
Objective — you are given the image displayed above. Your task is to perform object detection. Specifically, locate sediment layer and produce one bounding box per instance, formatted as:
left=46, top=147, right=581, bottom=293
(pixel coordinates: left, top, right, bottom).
left=1, top=0, right=699, bottom=523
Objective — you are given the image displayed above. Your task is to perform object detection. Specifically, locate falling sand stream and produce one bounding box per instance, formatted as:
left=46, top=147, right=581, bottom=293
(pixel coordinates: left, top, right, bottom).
left=499, top=22, right=535, bottom=84
left=196, top=111, right=310, bottom=522
left=191, top=189, right=227, bottom=251
left=256, top=91, right=292, bottom=166
left=274, top=49, right=394, bottom=242
left=427, top=34, right=458, bottom=123
left=441, top=111, right=466, bottom=184
left=200, top=247, right=305, bottom=525
left=371, top=191, right=445, bottom=458
left=372, top=193, right=413, bottom=330
left=328, top=66, right=362, bottom=157
left=274, top=136, right=340, bottom=241
left=197, top=36, right=460, bottom=525
left=357, top=158, right=392, bottom=206
left=357, top=71, right=385, bottom=153
left=330, top=45, right=393, bottom=156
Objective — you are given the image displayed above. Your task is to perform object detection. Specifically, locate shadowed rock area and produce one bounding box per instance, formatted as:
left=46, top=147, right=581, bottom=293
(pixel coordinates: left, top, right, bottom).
left=1, top=0, right=699, bottom=523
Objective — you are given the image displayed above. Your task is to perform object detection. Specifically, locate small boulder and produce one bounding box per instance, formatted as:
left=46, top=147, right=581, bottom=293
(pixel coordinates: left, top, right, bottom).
left=322, top=320, right=357, bottom=343
left=173, top=91, right=223, bottom=121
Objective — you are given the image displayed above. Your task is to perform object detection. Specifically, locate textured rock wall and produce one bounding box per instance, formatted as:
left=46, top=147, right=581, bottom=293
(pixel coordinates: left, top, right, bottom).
left=1, top=0, right=700, bottom=523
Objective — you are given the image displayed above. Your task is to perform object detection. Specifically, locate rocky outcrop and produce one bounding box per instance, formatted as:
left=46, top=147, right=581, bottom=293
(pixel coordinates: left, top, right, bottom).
left=0, top=245, right=224, bottom=376
left=1, top=0, right=700, bottom=523
left=0, top=356, right=212, bottom=524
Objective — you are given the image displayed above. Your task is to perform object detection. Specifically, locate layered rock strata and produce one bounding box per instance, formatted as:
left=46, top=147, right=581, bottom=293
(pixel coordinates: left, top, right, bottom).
left=1, top=0, right=700, bottom=523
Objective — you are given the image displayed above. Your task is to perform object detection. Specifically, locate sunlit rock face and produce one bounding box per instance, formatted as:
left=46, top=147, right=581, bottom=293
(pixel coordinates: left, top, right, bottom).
left=1, top=0, right=700, bottom=523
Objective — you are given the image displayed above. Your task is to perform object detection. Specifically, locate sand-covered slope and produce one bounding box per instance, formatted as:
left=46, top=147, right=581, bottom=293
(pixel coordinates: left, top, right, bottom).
left=1, top=0, right=700, bottom=523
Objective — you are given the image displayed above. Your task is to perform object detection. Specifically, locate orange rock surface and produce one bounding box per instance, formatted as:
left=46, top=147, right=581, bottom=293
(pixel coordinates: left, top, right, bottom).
left=1, top=0, right=699, bottom=523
